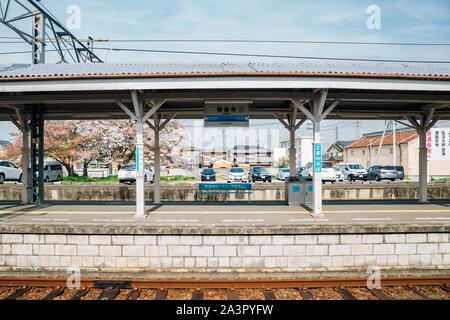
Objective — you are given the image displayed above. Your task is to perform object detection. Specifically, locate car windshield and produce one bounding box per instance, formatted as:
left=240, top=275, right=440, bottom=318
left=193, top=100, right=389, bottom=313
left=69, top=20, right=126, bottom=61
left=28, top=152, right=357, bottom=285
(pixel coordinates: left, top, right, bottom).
left=253, top=167, right=269, bottom=173
left=348, top=164, right=363, bottom=169
left=281, top=169, right=289, bottom=172
left=230, top=168, right=244, bottom=173
left=395, top=166, right=404, bottom=171
left=122, top=164, right=136, bottom=170
left=322, top=162, right=333, bottom=169
left=383, top=166, right=395, bottom=170
left=202, top=169, right=214, bottom=174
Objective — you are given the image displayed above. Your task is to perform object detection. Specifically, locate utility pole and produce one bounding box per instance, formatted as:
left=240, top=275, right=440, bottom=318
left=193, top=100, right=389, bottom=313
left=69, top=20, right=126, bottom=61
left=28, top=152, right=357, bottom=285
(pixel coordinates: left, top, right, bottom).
left=356, top=120, right=361, bottom=138
left=335, top=125, right=339, bottom=141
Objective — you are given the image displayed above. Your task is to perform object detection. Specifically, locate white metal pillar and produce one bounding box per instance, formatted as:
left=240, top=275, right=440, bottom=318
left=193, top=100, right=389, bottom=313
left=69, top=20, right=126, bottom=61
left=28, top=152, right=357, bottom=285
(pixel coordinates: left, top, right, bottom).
left=117, top=93, right=165, bottom=218
left=312, top=119, right=322, bottom=215
left=405, top=108, right=439, bottom=204
left=292, top=91, right=339, bottom=216
left=136, top=118, right=145, bottom=216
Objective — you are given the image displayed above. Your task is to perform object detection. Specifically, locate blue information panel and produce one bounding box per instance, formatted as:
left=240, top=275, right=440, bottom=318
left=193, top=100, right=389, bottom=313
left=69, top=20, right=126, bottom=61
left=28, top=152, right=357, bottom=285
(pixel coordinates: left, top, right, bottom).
left=314, top=144, right=322, bottom=173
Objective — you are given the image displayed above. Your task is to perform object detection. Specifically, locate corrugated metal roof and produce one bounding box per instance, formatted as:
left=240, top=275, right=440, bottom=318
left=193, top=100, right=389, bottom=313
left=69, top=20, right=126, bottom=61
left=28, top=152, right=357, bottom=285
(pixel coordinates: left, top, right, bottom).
left=344, top=131, right=418, bottom=149
left=0, top=61, right=449, bottom=80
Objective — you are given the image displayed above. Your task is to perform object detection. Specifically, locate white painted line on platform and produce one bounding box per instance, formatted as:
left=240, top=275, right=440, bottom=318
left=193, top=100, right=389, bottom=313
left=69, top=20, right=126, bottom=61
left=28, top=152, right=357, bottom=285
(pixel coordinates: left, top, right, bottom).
left=52, top=219, right=70, bottom=221
left=92, top=219, right=111, bottom=222
left=289, top=218, right=329, bottom=222
left=222, top=219, right=265, bottom=222
left=415, top=217, right=450, bottom=220
left=32, top=218, right=51, bottom=221
left=352, top=218, right=392, bottom=221
left=156, top=219, right=199, bottom=222
left=112, top=219, right=136, bottom=222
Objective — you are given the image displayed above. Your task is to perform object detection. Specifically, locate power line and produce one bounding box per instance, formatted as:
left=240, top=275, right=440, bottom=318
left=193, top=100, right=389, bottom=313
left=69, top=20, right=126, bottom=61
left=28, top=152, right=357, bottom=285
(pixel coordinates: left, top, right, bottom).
left=1, top=47, right=449, bottom=64
left=1, top=36, right=450, bottom=46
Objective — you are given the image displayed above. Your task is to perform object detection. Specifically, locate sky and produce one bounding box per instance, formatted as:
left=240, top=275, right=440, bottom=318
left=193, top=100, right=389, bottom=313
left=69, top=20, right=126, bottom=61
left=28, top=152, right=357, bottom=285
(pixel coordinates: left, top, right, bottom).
left=0, top=0, right=449, bottom=149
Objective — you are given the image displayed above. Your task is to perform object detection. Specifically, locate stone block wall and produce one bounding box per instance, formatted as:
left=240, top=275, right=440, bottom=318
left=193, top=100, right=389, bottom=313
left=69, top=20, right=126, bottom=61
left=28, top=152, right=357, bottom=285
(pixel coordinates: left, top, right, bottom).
left=1, top=233, right=449, bottom=277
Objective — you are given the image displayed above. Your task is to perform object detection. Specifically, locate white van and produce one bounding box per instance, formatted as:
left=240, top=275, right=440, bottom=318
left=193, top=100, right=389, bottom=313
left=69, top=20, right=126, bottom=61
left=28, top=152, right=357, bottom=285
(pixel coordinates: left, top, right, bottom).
left=38, top=161, right=64, bottom=182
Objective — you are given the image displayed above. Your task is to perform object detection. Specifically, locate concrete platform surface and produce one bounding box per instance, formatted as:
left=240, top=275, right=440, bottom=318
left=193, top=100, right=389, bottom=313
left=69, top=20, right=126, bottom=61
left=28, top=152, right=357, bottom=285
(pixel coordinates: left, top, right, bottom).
left=0, top=200, right=449, bottom=234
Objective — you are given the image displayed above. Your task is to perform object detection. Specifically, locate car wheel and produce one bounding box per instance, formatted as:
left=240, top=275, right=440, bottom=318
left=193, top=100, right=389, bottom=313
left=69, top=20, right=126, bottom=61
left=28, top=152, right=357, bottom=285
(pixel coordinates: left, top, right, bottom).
left=44, top=176, right=49, bottom=182
left=376, top=175, right=381, bottom=181
left=0, top=173, right=5, bottom=184
left=144, top=175, right=147, bottom=183
left=57, top=175, right=61, bottom=181
left=391, top=178, right=395, bottom=181
left=18, top=174, right=22, bottom=183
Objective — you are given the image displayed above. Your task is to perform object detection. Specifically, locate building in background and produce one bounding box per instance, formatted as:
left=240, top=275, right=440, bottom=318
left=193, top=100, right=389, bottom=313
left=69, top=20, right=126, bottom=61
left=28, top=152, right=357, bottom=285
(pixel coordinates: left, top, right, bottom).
left=343, top=127, right=450, bottom=179
left=279, top=136, right=313, bottom=167
left=323, top=140, right=353, bottom=165
left=229, top=145, right=272, bottom=168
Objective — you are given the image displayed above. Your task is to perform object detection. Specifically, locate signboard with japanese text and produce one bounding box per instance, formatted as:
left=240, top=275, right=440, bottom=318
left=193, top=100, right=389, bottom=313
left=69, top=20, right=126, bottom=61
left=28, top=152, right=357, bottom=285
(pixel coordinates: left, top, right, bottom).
left=427, top=128, right=450, bottom=161
left=314, top=144, right=322, bottom=173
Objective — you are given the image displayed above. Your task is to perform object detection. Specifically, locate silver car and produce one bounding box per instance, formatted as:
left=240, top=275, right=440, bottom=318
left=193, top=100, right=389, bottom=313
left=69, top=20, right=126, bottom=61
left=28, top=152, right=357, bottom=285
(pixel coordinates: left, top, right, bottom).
left=227, top=167, right=248, bottom=183
left=277, top=168, right=290, bottom=181
left=367, top=165, right=397, bottom=181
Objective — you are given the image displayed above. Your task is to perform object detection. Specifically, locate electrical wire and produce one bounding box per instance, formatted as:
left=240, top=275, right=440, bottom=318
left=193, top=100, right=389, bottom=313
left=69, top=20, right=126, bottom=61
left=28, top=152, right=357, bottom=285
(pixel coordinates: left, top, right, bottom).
left=1, top=36, right=450, bottom=46
left=0, top=47, right=449, bottom=63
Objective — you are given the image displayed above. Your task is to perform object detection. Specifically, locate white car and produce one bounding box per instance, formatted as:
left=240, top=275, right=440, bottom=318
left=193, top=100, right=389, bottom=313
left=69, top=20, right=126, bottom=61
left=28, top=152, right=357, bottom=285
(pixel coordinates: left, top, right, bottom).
left=340, top=163, right=368, bottom=181
left=118, top=163, right=154, bottom=184
left=0, top=160, right=22, bottom=184
left=227, top=167, right=248, bottom=183
left=301, top=161, right=336, bottom=183
left=334, top=164, right=345, bottom=181
left=36, top=161, right=63, bottom=182
left=277, top=168, right=290, bottom=181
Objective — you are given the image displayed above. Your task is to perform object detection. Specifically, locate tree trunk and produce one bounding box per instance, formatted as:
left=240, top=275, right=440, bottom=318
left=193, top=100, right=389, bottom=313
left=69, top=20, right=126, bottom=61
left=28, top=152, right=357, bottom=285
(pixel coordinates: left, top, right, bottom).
left=82, top=159, right=91, bottom=177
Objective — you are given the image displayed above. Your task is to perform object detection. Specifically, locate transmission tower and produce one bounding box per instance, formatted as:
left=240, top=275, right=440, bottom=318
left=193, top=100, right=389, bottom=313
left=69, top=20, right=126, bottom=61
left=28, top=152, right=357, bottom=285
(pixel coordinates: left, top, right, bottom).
left=0, top=0, right=102, bottom=63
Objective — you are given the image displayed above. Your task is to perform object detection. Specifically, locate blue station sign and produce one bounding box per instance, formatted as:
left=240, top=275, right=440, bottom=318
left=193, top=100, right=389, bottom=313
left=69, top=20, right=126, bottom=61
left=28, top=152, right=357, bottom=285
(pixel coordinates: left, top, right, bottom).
left=314, top=144, right=322, bottom=173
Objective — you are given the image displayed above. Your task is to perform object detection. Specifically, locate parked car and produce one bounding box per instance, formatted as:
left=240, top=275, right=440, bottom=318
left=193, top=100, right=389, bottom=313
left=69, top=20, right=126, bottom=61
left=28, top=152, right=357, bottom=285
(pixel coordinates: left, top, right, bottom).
left=200, top=168, right=216, bottom=181
left=395, top=166, right=405, bottom=180
left=302, top=161, right=336, bottom=183
left=227, top=167, right=248, bottom=183
left=277, top=168, right=290, bottom=181
left=0, top=160, right=22, bottom=184
left=334, top=165, right=345, bottom=181
left=367, top=165, right=397, bottom=181
left=118, top=163, right=154, bottom=184
left=37, top=161, right=63, bottom=182
left=296, top=167, right=303, bottom=178
left=249, top=166, right=272, bottom=182
left=340, top=163, right=368, bottom=181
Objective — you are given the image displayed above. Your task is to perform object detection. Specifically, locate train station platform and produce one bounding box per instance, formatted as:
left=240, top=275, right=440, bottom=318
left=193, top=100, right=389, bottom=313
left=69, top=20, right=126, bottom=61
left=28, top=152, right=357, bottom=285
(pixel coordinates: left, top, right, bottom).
left=0, top=200, right=449, bottom=234
left=1, top=200, right=449, bottom=281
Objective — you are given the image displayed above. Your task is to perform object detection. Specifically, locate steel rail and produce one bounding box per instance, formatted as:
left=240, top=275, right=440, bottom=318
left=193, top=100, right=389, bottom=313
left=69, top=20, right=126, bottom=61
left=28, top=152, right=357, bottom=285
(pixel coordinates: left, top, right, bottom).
left=0, top=276, right=448, bottom=289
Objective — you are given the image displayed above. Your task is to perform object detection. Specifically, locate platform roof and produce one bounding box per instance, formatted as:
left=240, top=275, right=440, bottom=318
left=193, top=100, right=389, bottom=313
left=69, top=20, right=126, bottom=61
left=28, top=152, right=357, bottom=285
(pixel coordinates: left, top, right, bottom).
left=0, top=61, right=449, bottom=121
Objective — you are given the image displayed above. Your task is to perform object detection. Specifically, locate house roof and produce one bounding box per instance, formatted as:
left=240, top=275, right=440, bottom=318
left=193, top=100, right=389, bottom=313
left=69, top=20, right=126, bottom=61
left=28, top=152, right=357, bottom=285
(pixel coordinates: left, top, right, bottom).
left=327, top=140, right=354, bottom=152
left=344, top=130, right=418, bottom=149
left=0, top=140, right=12, bottom=146
left=0, top=60, right=449, bottom=81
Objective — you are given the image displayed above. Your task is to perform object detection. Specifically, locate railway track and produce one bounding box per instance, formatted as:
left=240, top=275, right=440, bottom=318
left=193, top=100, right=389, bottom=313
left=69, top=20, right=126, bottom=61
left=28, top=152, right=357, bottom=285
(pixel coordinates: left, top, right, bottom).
left=0, top=277, right=449, bottom=300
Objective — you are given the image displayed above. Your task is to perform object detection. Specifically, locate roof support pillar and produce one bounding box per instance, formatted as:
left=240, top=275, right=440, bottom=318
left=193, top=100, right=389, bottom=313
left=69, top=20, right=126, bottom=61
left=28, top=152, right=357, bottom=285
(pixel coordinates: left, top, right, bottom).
left=153, top=113, right=161, bottom=205
left=292, top=90, right=339, bottom=217
left=118, top=92, right=165, bottom=218
left=405, top=108, right=439, bottom=203
left=8, top=106, right=31, bottom=204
